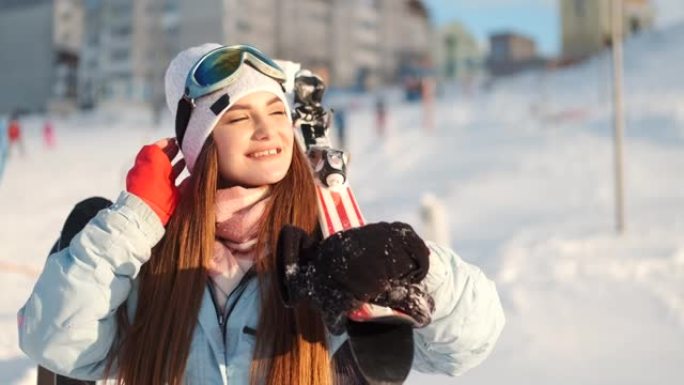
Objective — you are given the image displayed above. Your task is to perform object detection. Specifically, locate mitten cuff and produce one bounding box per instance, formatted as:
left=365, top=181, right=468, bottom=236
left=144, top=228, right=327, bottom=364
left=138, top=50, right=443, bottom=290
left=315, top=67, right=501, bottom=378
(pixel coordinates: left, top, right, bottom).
left=275, top=226, right=314, bottom=306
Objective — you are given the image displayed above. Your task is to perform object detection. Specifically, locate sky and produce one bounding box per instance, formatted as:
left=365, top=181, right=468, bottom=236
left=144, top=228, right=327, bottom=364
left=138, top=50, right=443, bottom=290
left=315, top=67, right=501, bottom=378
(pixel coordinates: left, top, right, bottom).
left=424, top=0, right=684, bottom=57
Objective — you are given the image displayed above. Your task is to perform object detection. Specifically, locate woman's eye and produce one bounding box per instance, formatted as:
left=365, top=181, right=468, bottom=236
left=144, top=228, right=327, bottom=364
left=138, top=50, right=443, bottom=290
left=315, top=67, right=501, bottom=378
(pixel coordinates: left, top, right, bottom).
left=270, top=110, right=286, bottom=116
left=228, top=117, right=248, bottom=124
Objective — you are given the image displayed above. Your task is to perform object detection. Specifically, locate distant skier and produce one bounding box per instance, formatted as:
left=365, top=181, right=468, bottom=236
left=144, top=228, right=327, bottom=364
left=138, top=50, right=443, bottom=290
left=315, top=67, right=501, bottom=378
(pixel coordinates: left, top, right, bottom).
left=18, top=43, right=504, bottom=385
left=421, top=76, right=436, bottom=132
left=0, top=115, right=7, bottom=182
left=7, top=113, right=24, bottom=157
left=333, top=105, right=348, bottom=150
left=375, top=96, right=386, bottom=138
left=43, top=119, right=56, bottom=149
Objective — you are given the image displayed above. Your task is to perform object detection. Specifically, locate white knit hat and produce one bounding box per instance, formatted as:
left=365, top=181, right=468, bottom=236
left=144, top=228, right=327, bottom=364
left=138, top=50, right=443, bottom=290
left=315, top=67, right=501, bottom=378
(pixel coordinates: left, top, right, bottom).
left=164, top=43, right=292, bottom=172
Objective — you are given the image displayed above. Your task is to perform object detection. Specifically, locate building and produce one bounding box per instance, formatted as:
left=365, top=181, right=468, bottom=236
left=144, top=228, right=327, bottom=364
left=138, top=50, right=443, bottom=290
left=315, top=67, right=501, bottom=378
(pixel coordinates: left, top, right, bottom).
left=179, top=0, right=277, bottom=55
left=83, top=0, right=396, bottom=93
left=328, top=0, right=381, bottom=88
left=274, top=0, right=333, bottom=76
left=487, top=32, right=547, bottom=77
left=178, top=0, right=388, bottom=88
left=277, top=0, right=429, bottom=88
left=53, top=0, right=85, bottom=109
left=78, top=0, right=178, bottom=112
left=377, top=0, right=433, bottom=83
left=0, top=0, right=434, bottom=113
left=82, top=0, right=301, bottom=108
left=78, top=0, right=104, bottom=109
left=561, top=0, right=655, bottom=61
left=0, top=0, right=84, bottom=114
left=434, top=21, right=486, bottom=82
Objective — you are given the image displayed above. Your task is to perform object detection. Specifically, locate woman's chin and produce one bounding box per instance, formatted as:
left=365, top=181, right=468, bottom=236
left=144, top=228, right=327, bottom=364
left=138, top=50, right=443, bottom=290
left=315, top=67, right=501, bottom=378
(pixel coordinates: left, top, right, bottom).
left=238, top=172, right=288, bottom=188
left=219, top=167, right=290, bottom=188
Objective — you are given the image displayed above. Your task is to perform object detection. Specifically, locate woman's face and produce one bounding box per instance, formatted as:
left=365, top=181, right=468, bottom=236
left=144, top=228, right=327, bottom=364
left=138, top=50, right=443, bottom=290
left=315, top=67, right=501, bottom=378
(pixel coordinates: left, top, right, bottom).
left=212, top=91, right=293, bottom=188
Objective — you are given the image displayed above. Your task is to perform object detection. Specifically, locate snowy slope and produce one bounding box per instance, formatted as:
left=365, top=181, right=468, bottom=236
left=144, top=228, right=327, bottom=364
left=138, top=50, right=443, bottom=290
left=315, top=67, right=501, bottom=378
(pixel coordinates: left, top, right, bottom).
left=1, top=23, right=684, bottom=384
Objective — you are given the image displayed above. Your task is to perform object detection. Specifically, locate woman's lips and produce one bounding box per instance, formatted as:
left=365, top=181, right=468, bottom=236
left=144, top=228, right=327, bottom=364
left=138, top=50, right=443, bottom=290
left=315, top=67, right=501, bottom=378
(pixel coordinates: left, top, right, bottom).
left=247, top=148, right=281, bottom=159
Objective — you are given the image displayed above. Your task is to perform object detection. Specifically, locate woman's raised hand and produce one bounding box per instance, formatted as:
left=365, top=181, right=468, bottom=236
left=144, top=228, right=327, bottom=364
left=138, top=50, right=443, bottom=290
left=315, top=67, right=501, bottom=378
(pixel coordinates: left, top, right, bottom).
left=126, top=138, right=186, bottom=225
left=276, top=222, right=435, bottom=334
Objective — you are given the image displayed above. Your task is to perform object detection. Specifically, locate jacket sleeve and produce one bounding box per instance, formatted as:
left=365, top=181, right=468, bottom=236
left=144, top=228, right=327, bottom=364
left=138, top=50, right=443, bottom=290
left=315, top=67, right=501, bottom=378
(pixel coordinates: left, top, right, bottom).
left=412, top=241, right=505, bottom=376
left=17, top=192, right=165, bottom=380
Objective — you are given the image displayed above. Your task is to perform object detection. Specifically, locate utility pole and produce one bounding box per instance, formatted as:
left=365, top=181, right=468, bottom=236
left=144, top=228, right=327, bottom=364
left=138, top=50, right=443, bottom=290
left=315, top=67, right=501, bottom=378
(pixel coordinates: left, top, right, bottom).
left=611, top=0, right=626, bottom=234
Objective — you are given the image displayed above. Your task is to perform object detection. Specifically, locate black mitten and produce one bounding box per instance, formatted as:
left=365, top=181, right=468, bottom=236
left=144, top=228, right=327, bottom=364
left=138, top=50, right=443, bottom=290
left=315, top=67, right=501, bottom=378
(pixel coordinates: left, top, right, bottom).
left=276, top=222, right=435, bottom=334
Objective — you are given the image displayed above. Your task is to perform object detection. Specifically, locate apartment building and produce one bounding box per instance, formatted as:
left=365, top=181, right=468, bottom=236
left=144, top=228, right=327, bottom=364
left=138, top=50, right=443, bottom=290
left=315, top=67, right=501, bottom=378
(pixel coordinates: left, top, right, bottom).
left=178, top=0, right=384, bottom=88
left=328, top=0, right=381, bottom=87
left=274, top=0, right=333, bottom=74
left=435, top=21, right=486, bottom=81
left=179, top=0, right=277, bottom=56
left=0, top=0, right=84, bottom=114
left=487, top=32, right=547, bottom=77
left=561, top=0, right=655, bottom=61
left=81, top=0, right=177, bottom=106
left=377, top=0, right=432, bottom=83
left=0, top=0, right=434, bottom=112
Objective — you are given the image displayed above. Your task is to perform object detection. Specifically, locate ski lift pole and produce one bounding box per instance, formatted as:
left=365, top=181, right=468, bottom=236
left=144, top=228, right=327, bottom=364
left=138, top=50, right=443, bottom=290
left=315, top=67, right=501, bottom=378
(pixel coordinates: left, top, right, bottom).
left=611, top=0, right=626, bottom=234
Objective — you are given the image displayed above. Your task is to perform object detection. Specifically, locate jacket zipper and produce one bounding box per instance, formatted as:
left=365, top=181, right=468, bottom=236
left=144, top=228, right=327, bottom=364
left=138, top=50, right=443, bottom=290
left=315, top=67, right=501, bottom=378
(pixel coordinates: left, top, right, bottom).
left=209, top=269, right=256, bottom=339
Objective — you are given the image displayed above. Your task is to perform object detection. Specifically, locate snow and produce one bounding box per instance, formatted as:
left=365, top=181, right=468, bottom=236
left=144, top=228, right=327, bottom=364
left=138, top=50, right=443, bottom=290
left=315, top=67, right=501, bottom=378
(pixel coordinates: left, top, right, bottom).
left=2, top=23, right=684, bottom=384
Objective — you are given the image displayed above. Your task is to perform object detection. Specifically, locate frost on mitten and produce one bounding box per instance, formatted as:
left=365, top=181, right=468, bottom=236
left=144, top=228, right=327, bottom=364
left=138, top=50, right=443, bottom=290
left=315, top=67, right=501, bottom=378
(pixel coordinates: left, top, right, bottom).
left=276, top=222, right=434, bottom=334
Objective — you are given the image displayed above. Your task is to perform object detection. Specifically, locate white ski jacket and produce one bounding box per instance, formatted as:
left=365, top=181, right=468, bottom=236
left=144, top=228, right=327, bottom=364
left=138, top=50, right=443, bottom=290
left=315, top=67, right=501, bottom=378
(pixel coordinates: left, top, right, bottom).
left=18, top=192, right=505, bottom=384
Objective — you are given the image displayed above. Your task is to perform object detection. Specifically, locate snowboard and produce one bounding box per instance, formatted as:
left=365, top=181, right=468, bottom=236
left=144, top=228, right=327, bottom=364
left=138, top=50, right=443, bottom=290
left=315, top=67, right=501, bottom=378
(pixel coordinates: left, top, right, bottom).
left=291, top=71, right=415, bottom=385
left=37, top=197, right=112, bottom=385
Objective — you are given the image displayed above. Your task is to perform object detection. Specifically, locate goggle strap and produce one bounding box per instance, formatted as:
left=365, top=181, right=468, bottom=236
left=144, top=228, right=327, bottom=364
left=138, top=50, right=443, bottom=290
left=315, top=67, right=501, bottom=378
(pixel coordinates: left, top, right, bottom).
left=210, top=94, right=231, bottom=116
left=175, top=97, right=194, bottom=149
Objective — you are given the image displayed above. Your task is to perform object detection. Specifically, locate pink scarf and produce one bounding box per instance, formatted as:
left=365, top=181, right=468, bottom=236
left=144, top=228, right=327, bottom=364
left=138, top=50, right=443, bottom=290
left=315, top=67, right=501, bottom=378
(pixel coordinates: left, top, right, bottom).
left=208, top=186, right=270, bottom=311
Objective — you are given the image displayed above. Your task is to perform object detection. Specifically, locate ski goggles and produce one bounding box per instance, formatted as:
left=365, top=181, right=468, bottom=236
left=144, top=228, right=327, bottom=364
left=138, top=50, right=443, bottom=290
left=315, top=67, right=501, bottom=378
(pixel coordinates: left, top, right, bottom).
left=176, top=45, right=287, bottom=145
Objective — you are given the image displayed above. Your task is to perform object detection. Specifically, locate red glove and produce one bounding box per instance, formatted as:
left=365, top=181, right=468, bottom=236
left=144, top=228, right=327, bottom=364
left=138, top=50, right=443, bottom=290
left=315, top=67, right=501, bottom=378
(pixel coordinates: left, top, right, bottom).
left=126, top=138, right=186, bottom=225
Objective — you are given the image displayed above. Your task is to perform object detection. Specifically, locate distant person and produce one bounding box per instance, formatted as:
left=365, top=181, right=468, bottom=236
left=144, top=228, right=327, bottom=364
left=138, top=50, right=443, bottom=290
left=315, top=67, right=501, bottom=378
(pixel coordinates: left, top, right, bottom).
left=333, top=106, right=347, bottom=149
left=0, top=115, right=7, bottom=182
left=404, top=75, right=422, bottom=102
left=421, top=77, right=436, bottom=132
left=375, top=96, right=386, bottom=138
left=43, top=119, right=56, bottom=149
left=7, top=113, right=25, bottom=157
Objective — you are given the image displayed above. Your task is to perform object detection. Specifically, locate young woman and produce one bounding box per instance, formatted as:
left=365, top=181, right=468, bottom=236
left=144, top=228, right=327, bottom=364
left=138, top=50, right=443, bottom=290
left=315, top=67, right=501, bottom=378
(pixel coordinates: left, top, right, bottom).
left=18, top=44, right=505, bottom=385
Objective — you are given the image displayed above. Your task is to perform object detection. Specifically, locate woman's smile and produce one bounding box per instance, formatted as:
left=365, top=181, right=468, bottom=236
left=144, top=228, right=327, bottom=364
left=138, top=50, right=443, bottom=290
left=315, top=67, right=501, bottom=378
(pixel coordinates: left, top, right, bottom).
left=246, top=147, right=282, bottom=159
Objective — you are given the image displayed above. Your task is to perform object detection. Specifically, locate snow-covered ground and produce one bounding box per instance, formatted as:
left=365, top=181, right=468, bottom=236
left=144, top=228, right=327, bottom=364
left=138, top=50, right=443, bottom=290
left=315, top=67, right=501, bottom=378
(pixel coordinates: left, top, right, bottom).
left=2, top=24, right=684, bottom=384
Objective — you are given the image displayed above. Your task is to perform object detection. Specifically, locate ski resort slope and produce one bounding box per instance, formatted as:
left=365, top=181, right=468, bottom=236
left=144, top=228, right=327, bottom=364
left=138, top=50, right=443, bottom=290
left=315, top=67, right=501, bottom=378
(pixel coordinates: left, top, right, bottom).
left=2, top=24, right=684, bottom=385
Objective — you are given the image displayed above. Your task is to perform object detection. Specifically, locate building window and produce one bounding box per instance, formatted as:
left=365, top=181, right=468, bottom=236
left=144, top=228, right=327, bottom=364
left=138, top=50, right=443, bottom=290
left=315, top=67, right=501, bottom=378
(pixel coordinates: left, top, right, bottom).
left=574, top=0, right=585, bottom=17
left=360, top=20, right=375, bottom=30
left=60, top=11, right=72, bottom=23
left=111, top=24, right=132, bottom=37
left=491, top=41, right=507, bottom=61
left=111, top=48, right=130, bottom=62
left=88, top=32, right=100, bottom=45
left=59, top=32, right=72, bottom=44
left=111, top=3, right=132, bottom=17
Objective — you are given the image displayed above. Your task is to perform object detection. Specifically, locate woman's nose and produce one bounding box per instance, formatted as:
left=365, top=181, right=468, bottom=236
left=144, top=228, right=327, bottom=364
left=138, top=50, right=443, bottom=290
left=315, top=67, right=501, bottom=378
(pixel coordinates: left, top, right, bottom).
left=252, top=113, right=273, bottom=140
